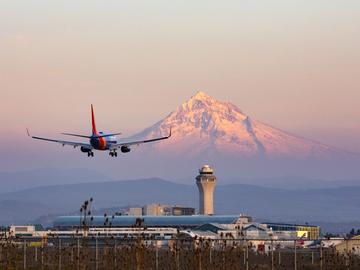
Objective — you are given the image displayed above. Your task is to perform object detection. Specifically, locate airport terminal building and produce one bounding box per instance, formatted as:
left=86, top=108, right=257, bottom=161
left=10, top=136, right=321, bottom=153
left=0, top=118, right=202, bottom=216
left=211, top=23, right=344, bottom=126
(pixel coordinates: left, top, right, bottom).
left=52, top=215, right=320, bottom=240
left=53, top=215, right=241, bottom=229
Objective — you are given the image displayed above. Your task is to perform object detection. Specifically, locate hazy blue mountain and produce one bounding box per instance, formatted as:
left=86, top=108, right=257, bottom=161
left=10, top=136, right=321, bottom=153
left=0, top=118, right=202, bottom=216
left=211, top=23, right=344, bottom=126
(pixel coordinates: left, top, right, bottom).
left=0, top=178, right=195, bottom=213
left=1, top=178, right=360, bottom=226
left=0, top=200, right=53, bottom=225
left=224, top=176, right=360, bottom=190
left=0, top=168, right=113, bottom=193
left=1, top=168, right=359, bottom=195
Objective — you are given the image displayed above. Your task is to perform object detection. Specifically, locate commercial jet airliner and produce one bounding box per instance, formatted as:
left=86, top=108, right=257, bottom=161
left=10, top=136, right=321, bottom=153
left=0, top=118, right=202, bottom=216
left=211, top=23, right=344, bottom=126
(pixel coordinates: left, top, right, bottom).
left=27, top=105, right=171, bottom=157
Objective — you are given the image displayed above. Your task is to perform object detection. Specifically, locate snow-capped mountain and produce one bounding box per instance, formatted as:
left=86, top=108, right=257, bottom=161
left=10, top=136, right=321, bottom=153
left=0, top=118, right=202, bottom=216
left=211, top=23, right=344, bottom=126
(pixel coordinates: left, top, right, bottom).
left=129, top=91, right=342, bottom=159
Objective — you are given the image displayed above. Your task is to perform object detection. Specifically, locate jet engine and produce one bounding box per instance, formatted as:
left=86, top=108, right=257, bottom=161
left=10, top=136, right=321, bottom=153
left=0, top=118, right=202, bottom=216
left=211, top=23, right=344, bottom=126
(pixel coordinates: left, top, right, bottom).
left=81, top=146, right=91, bottom=153
left=121, top=146, right=131, bottom=153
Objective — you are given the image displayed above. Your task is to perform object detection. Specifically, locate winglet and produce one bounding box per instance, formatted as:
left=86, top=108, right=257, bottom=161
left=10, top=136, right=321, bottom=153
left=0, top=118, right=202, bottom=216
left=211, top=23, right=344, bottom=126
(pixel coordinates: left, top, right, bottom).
left=168, top=126, right=172, bottom=138
left=26, top=128, right=31, bottom=137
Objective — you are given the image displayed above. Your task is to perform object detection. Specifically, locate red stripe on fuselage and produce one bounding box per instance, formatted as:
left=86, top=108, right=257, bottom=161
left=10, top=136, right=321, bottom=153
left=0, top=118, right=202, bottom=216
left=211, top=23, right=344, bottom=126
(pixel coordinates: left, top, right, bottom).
left=98, top=136, right=106, bottom=150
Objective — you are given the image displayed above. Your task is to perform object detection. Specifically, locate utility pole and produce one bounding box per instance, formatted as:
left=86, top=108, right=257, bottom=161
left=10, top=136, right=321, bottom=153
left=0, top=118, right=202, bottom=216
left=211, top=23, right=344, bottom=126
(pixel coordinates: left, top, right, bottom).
left=246, top=242, right=249, bottom=270
left=271, top=240, right=274, bottom=270
left=96, top=236, right=99, bottom=270
left=320, top=240, right=323, bottom=270
left=77, top=237, right=80, bottom=270
left=294, top=240, right=297, bottom=270
left=58, top=238, right=61, bottom=270
left=23, top=240, right=27, bottom=270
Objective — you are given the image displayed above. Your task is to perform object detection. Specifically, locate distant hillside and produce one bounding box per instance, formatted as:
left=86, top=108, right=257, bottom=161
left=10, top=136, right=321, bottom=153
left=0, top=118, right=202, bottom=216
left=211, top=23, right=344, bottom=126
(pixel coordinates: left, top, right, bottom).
left=1, top=178, right=360, bottom=225
left=0, top=200, right=53, bottom=225
left=0, top=168, right=113, bottom=193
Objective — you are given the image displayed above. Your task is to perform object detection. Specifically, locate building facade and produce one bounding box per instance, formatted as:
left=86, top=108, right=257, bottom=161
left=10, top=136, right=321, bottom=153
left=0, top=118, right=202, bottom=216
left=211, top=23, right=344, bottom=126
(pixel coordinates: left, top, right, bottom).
left=264, top=223, right=320, bottom=240
left=140, top=204, right=195, bottom=216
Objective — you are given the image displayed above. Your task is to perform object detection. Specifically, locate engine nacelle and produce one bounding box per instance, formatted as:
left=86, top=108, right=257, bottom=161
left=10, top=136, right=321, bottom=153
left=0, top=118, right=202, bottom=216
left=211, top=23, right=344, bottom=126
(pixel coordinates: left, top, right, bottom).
left=121, top=146, right=131, bottom=153
left=80, top=146, right=91, bottom=153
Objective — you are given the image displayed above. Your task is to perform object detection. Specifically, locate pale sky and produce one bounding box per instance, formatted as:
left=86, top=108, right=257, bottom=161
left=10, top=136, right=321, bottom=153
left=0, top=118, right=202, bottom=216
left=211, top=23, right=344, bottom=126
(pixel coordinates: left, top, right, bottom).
left=0, top=0, right=359, bottom=172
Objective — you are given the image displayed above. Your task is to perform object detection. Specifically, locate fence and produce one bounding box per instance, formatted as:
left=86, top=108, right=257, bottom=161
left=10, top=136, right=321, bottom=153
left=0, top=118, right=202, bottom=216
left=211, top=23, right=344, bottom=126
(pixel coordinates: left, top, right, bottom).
left=1, top=237, right=359, bottom=270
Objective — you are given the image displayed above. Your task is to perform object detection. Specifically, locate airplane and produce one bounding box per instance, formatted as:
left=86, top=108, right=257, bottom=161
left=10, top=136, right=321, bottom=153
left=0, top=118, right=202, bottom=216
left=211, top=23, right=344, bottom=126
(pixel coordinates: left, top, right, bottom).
left=27, top=105, right=171, bottom=157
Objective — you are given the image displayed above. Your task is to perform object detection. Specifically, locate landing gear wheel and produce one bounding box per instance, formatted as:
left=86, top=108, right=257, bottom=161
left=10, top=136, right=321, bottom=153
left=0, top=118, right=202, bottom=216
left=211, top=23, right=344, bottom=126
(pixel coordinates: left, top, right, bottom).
left=91, top=152, right=94, bottom=157
left=87, top=152, right=91, bottom=157
left=114, top=152, right=117, bottom=157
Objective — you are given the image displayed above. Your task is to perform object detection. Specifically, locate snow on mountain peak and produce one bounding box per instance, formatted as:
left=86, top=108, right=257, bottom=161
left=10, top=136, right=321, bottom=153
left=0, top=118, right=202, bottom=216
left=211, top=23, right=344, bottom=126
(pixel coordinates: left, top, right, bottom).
left=192, top=91, right=212, bottom=100
left=130, top=92, right=338, bottom=158
left=181, top=91, right=216, bottom=111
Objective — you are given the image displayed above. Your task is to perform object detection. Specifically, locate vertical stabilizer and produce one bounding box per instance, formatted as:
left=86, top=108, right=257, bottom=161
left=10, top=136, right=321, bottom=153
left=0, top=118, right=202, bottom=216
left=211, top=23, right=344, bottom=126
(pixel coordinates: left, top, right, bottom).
left=91, top=104, right=97, bottom=135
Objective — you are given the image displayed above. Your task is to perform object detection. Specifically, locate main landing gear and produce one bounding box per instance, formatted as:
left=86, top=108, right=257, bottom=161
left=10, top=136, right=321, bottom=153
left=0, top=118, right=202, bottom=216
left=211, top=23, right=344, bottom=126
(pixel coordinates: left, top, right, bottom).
left=109, top=151, right=117, bottom=157
left=87, top=151, right=94, bottom=157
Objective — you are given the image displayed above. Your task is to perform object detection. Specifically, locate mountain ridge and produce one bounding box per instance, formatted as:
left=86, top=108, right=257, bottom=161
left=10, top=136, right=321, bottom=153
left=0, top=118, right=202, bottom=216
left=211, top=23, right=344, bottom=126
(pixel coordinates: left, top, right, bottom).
left=129, top=91, right=351, bottom=159
left=2, top=177, right=360, bottom=225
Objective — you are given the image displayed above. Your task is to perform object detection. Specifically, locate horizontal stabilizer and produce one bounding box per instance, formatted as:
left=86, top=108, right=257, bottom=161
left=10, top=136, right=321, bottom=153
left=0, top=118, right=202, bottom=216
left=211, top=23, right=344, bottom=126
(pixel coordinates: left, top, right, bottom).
left=62, top=133, right=92, bottom=139
left=62, top=132, right=122, bottom=139
left=93, top=132, right=122, bottom=139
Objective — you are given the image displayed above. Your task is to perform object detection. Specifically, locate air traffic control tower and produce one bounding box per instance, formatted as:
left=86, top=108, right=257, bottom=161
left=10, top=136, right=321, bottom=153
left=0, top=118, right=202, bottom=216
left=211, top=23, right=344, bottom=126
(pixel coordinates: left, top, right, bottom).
left=196, top=165, right=217, bottom=215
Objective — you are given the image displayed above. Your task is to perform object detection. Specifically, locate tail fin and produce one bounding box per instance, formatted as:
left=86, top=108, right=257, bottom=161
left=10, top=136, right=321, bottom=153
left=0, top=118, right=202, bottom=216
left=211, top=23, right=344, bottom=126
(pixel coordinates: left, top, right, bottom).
left=91, top=104, right=97, bottom=135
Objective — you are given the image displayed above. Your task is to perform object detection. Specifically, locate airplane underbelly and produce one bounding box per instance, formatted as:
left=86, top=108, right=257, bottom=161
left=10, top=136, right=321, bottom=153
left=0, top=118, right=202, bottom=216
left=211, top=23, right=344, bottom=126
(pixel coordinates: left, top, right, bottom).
left=90, top=138, right=109, bottom=150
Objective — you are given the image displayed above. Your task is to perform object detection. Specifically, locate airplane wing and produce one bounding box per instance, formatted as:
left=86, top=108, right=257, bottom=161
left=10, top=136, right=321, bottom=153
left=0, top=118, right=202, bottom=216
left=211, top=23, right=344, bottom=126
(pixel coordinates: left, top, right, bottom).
left=109, top=128, right=172, bottom=150
left=27, top=129, right=93, bottom=149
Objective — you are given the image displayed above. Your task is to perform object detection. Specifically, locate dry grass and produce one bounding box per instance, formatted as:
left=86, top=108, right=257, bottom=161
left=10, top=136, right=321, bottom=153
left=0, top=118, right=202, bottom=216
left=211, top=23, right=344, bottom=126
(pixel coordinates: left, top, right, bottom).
left=1, top=237, right=360, bottom=269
